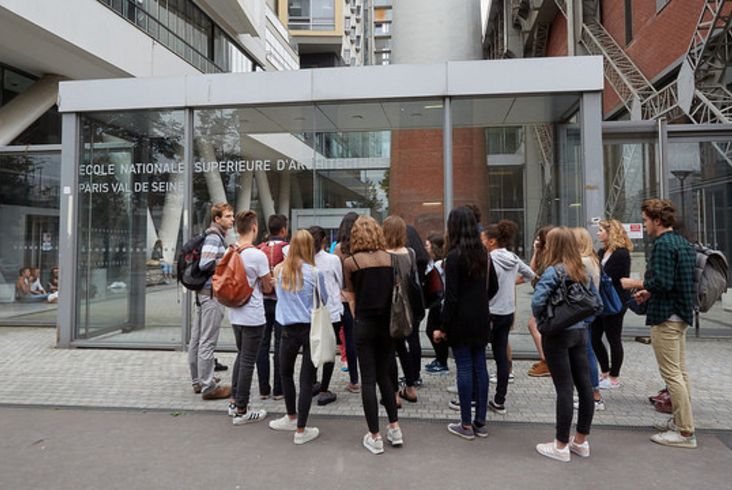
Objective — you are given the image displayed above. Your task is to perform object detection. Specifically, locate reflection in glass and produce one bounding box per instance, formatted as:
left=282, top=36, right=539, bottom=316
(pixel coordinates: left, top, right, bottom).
left=0, top=153, right=60, bottom=324
left=76, top=110, right=185, bottom=343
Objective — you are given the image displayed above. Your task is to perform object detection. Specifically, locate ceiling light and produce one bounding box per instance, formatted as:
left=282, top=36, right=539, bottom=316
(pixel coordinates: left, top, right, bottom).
left=351, top=114, right=364, bottom=120
left=424, top=104, right=443, bottom=110
left=422, top=201, right=442, bottom=207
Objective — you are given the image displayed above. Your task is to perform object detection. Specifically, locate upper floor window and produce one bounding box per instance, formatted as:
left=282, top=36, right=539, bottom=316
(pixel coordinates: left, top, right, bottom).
left=288, top=0, right=336, bottom=31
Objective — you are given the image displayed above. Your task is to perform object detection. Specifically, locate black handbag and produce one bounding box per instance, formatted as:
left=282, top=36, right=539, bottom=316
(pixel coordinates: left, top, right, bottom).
left=626, top=289, right=648, bottom=315
left=537, top=267, right=603, bottom=336
left=390, top=254, right=414, bottom=339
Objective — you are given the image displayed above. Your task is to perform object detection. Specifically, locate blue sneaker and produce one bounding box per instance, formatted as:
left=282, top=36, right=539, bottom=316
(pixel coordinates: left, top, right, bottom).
left=426, top=362, right=449, bottom=374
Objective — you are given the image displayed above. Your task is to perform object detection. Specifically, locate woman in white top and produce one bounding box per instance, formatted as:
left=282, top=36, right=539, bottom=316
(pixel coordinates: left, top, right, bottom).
left=309, top=225, right=344, bottom=406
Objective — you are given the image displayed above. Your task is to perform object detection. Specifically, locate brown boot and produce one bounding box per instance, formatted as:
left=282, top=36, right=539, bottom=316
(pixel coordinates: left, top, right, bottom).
left=527, top=360, right=551, bottom=377
left=202, top=384, right=232, bottom=400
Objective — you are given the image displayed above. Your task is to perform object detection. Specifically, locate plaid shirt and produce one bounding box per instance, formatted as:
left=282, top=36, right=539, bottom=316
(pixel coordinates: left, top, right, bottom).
left=643, top=231, right=695, bottom=326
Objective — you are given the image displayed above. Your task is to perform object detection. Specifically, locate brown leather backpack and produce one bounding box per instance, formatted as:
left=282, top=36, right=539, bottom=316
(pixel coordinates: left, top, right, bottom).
left=213, top=245, right=254, bottom=307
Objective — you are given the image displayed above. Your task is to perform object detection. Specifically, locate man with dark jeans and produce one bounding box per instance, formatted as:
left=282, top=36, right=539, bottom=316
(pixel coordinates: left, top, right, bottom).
left=256, top=214, right=289, bottom=399
left=228, top=210, right=273, bottom=425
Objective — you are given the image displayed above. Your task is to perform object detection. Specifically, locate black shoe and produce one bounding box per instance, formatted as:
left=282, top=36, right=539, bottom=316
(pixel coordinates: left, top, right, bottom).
left=214, top=358, right=228, bottom=372
left=312, top=382, right=322, bottom=397
left=317, top=391, right=337, bottom=406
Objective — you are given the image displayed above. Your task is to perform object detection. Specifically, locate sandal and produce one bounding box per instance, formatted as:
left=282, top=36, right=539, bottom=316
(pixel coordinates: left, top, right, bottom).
left=398, top=388, right=418, bottom=403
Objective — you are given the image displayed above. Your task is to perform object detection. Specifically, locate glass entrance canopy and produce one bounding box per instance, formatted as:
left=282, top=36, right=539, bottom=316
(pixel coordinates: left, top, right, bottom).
left=56, top=57, right=604, bottom=348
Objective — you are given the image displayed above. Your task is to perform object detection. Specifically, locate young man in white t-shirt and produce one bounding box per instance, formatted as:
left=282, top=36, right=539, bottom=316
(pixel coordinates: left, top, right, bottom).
left=228, top=210, right=274, bottom=425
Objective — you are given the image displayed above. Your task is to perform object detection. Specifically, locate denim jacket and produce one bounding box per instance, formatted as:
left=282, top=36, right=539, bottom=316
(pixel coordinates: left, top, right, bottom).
left=531, top=265, right=603, bottom=331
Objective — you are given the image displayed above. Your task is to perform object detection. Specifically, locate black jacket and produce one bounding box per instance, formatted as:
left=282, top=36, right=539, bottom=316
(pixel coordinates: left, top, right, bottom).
left=440, top=249, right=499, bottom=347
left=597, top=247, right=631, bottom=304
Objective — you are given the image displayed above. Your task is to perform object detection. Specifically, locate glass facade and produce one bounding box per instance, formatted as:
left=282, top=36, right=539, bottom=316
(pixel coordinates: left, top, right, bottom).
left=75, top=110, right=185, bottom=344
left=98, top=0, right=256, bottom=73
left=288, top=0, right=336, bottom=31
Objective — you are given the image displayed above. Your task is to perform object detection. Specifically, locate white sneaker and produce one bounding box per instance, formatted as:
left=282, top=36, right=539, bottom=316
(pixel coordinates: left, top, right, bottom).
left=508, top=372, right=515, bottom=384
left=489, top=373, right=514, bottom=384
left=650, top=430, right=697, bottom=449
left=293, top=427, right=319, bottom=445
left=569, top=437, right=590, bottom=458
left=268, top=415, right=297, bottom=431
left=227, top=403, right=237, bottom=417
left=536, top=441, right=570, bottom=462
left=232, top=408, right=267, bottom=426
left=573, top=398, right=606, bottom=411
left=653, top=417, right=677, bottom=432
left=363, top=433, right=384, bottom=454
left=599, top=378, right=620, bottom=390
left=447, top=384, right=458, bottom=394
left=386, top=427, right=403, bottom=447
left=489, top=374, right=497, bottom=384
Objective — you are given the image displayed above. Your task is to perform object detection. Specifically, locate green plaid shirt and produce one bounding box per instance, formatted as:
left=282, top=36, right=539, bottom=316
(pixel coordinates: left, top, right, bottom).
left=643, top=231, right=695, bottom=326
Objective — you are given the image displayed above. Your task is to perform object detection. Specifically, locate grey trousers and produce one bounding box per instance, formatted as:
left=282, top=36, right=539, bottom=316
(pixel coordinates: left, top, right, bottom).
left=232, top=324, right=265, bottom=410
left=189, top=293, right=224, bottom=394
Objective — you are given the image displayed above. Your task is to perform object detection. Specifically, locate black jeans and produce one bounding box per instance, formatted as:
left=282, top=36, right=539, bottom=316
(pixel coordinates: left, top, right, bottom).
left=355, top=316, right=398, bottom=434
left=341, top=305, right=359, bottom=385
left=542, top=328, right=594, bottom=444
left=256, top=299, right=282, bottom=397
left=591, top=311, right=625, bottom=377
left=490, top=313, right=513, bottom=405
left=231, top=324, right=265, bottom=410
left=279, top=323, right=316, bottom=429
left=319, top=321, right=342, bottom=392
left=426, top=304, right=449, bottom=365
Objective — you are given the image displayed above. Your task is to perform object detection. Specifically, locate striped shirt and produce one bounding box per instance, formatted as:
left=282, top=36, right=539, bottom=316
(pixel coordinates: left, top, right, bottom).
left=198, top=230, right=226, bottom=290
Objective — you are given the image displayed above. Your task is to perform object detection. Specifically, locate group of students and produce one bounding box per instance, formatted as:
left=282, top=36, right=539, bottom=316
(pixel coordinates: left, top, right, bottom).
left=15, top=265, right=59, bottom=303
left=190, top=197, right=695, bottom=459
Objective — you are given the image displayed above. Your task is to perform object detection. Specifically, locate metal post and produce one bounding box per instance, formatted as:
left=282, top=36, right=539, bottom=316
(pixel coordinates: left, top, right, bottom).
left=443, top=96, right=453, bottom=224
left=567, top=0, right=576, bottom=57
left=57, top=113, right=80, bottom=348
left=580, top=91, right=604, bottom=227
left=658, top=118, right=668, bottom=198
left=181, top=109, right=194, bottom=351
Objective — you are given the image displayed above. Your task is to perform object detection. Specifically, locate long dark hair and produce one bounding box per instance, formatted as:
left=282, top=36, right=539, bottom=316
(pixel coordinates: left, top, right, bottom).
left=407, top=225, right=430, bottom=279
left=336, top=212, right=359, bottom=255
left=446, top=206, right=487, bottom=278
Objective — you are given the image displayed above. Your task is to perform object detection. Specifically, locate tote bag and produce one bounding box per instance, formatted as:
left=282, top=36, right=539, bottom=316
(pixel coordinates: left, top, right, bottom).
left=390, top=254, right=413, bottom=339
left=599, top=271, right=623, bottom=316
left=309, top=268, right=336, bottom=369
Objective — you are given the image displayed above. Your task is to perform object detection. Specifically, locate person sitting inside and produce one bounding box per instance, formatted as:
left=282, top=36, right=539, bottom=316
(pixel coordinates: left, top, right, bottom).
left=16, top=267, right=49, bottom=302
left=47, top=266, right=59, bottom=293
left=30, top=267, right=47, bottom=295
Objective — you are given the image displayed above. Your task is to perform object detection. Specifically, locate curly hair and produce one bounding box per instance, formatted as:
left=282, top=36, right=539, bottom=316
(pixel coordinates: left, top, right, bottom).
left=599, top=219, right=634, bottom=253
left=350, top=216, right=385, bottom=253
left=484, top=220, right=518, bottom=249
left=642, top=199, right=676, bottom=228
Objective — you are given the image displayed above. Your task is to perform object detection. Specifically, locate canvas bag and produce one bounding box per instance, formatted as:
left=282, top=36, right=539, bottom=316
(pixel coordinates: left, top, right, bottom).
left=212, top=244, right=254, bottom=307
left=390, top=253, right=414, bottom=339
left=309, top=268, right=336, bottom=369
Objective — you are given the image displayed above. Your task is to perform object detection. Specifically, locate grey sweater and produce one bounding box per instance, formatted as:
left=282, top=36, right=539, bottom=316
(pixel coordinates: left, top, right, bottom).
left=489, top=248, right=535, bottom=315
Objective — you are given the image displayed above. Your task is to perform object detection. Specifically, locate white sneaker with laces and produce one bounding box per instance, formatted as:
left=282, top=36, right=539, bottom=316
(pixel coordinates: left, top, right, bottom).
left=599, top=378, right=620, bottom=390
left=386, top=427, right=403, bottom=447
left=363, top=433, right=384, bottom=454
left=573, top=398, right=606, bottom=411
left=233, top=408, right=267, bottom=426
left=650, top=430, right=697, bottom=449
left=508, top=373, right=515, bottom=384
left=447, top=384, right=458, bottom=394
left=536, top=441, right=570, bottom=462
left=294, top=427, right=319, bottom=445
left=489, top=374, right=497, bottom=384
left=569, top=437, right=590, bottom=458
left=268, top=415, right=297, bottom=431
left=227, top=403, right=237, bottom=417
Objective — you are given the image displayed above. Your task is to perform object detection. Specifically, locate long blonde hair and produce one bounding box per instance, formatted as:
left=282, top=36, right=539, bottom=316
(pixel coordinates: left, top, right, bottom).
left=275, top=229, right=314, bottom=292
left=572, top=227, right=599, bottom=267
left=599, top=219, right=634, bottom=253
left=543, top=227, right=588, bottom=284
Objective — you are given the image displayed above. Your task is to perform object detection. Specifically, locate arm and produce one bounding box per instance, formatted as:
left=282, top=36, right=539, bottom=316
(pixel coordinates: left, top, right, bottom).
left=517, top=257, right=536, bottom=283
left=317, top=271, right=329, bottom=305
left=487, top=259, right=499, bottom=300
left=642, top=241, right=676, bottom=293
left=531, top=266, right=559, bottom=317
left=198, top=234, right=223, bottom=272
left=439, top=252, right=460, bottom=333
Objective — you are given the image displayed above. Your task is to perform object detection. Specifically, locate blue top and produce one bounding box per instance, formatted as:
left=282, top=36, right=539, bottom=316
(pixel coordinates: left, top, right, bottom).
left=275, top=263, right=328, bottom=326
left=531, top=265, right=602, bottom=331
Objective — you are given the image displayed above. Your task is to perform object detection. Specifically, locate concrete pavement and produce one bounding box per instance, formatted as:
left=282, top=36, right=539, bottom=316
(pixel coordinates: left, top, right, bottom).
left=1, top=406, right=730, bottom=490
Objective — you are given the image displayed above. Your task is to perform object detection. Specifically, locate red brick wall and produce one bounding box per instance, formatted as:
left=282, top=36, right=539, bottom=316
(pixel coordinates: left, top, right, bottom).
left=389, top=128, right=489, bottom=238
left=546, top=12, right=568, bottom=57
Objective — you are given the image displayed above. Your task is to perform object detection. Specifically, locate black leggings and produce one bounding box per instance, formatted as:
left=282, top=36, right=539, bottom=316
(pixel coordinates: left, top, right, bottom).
left=319, top=321, right=342, bottom=392
left=591, top=312, right=625, bottom=377
left=426, top=304, right=448, bottom=365
left=355, top=317, right=398, bottom=434
left=543, top=328, right=594, bottom=444
left=490, top=313, right=513, bottom=405
left=279, top=323, right=316, bottom=429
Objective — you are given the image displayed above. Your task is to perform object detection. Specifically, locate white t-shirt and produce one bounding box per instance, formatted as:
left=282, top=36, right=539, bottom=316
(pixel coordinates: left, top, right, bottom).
left=228, top=247, right=271, bottom=327
left=315, top=250, right=344, bottom=322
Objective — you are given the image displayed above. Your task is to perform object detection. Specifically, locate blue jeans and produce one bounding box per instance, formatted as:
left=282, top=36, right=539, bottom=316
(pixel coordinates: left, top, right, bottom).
left=452, top=344, right=488, bottom=427
left=585, top=324, right=599, bottom=389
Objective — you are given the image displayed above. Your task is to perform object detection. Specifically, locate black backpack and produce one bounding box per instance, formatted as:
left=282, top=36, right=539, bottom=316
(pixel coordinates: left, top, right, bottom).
left=177, top=231, right=223, bottom=291
left=693, top=242, right=729, bottom=313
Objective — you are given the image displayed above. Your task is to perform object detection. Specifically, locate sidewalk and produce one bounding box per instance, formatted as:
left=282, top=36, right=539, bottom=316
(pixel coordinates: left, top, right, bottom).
left=2, top=326, right=731, bottom=430
left=1, top=407, right=730, bottom=490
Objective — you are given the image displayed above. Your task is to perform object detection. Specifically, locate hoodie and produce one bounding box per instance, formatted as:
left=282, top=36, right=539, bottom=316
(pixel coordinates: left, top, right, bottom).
left=489, top=248, right=535, bottom=315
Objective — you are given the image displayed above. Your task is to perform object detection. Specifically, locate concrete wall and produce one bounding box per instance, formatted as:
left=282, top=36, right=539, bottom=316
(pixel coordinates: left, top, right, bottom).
left=392, top=0, right=482, bottom=63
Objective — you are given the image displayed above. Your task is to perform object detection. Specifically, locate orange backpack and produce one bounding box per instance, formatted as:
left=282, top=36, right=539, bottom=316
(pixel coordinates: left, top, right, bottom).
left=213, top=245, right=255, bottom=307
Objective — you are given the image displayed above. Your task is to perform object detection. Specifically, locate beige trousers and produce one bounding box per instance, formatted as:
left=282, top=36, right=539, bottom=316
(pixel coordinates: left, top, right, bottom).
left=650, top=321, right=694, bottom=434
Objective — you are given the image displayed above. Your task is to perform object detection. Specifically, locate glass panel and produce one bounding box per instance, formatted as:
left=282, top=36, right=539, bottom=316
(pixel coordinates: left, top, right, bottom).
left=76, top=110, right=185, bottom=344
left=667, top=140, right=732, bottom=330
left=0, top=152, right=60, bottom=324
